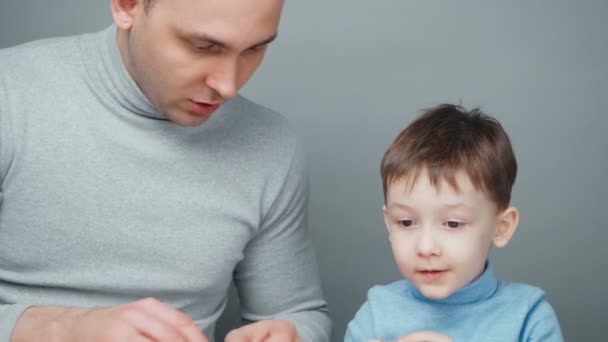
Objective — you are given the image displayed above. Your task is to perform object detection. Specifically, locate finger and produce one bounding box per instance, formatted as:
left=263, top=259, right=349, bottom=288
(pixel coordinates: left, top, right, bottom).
left=264, top=329, right=293, bottom=342
left=134, top=298, right=208, bottom=342
left=420, top=331, right=452, bottom=342
left=226, top=323, right=269, bottom=342
left=225, top=327, right=247, bottom=342
left=122, top=325, right=156, bottom=342
left=108, top=320, right=156, bottom=342
left=132, top=337, right=153, bottom=342
left=121, top=306, right=188, bottom=342
left=259, top=320, right=298, bottom=342
left=399, top=331, right=453, bottom=342
left=134, top=298, right=194, bottom=326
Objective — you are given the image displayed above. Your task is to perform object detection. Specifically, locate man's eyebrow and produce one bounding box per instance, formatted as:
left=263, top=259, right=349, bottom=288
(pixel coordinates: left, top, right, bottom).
left=250, top=34, right=278, bottom=48
left=186, top=32, right=278, bottom=49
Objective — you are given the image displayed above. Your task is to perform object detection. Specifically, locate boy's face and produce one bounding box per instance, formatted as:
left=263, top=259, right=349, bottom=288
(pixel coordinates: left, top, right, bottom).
left=383, top=169, right=518, bottom=300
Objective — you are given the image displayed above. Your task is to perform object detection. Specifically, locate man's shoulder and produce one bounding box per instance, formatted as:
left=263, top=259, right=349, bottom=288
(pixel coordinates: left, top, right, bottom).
left=231, top=95, right=289, bottom=125
left=227, top=94, right=297, bottom=143
left=0, top=32, right=86, bottom=77
left=1, top=34, right=78, bottom=60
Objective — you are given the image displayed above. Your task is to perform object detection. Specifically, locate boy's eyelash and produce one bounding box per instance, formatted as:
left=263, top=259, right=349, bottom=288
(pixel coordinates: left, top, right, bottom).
left=396, top=219, right=415, bottom=227
left=392, top=218, right=467, bottom=229
left=445, top=220, right=465, bottom=228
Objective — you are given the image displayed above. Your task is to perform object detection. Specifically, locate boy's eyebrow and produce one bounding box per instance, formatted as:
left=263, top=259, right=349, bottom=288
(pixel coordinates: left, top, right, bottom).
left=386, top=202, right=415, bottom=211
left=387, top=202, right=473, bottom=211
left=185, top=31, right=278, bottom=50
left=442, top=202, right=473, bottom=210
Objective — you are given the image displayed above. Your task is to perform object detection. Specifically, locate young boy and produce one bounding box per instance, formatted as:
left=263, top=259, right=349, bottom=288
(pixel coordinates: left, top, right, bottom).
left=345, top=104, right=563, bottom=342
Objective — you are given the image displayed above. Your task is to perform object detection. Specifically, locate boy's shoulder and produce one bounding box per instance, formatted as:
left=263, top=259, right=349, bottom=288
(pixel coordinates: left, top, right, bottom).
left=366, top=280, right=413, bottom=302
left=498, top=280, right=563, bottom=340
left=496, top=279, right=548, bottom=304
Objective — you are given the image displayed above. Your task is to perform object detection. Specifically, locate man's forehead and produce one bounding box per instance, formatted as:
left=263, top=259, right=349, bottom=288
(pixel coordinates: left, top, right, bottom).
left=157, top=0, right=282, bottom=43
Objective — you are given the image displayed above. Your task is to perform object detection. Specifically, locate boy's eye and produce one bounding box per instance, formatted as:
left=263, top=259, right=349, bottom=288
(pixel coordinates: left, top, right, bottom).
left=446, top=221, right=463, bottom=229
left=397, top=219, right=414, bottom=227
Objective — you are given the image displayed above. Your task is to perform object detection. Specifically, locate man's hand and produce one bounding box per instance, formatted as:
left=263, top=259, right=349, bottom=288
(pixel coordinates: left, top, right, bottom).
left=368, top=330, right=454, bottom=342
left=11, top=297, right=208, bottom=342
left=225, top=320, right=302, bottom=342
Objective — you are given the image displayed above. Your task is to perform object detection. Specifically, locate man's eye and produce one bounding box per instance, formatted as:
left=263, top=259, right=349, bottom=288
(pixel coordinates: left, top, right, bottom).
left=397, top=219, right=414, bottom=227
left=246, top=45, right=268, bottom=54
left=446, top=221, right=463, bottom=229
left=193, top=44, right=220, bottom=53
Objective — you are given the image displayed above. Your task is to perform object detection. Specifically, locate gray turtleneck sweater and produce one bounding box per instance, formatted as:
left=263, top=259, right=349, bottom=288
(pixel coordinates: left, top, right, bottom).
left=0, top=26, right=330, bottom=341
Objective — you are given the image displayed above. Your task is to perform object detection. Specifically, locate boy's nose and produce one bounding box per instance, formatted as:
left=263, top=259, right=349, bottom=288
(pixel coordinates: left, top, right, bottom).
left=416, top=228, right=440, bottom=257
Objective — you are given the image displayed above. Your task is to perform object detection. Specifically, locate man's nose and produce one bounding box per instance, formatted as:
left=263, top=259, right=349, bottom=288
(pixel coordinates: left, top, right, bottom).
left=206, top=58, right=238, bottom=100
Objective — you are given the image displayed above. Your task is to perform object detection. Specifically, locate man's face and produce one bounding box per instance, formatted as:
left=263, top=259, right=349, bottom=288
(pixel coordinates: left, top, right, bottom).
left=383, top=169, right=501, bottom=300
left=116, top=0, right=283, bottom=126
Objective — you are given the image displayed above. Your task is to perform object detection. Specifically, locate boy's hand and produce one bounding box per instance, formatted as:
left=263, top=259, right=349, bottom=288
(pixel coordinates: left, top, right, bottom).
left=225, top=320, right=302, bottom=342
left=368, top=330, right=454, bottom=342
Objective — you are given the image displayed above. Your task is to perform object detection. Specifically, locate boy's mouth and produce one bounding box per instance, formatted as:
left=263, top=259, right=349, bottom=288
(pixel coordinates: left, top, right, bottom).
left=417, top=269, right=447, bottom=281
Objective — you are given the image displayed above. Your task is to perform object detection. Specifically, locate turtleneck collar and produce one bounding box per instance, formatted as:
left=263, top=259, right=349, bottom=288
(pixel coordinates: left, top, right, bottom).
left=408, top=259, right=499, bottom=305
left=79, top=25, right=171, bottom=120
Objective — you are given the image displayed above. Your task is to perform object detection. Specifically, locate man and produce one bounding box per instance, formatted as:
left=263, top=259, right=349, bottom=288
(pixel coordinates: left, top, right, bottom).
left=0, top=0, right=331, bottom=341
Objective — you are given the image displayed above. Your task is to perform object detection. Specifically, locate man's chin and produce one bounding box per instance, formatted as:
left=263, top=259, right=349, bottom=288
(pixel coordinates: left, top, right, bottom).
left=165, top=111, right=212, bottom=127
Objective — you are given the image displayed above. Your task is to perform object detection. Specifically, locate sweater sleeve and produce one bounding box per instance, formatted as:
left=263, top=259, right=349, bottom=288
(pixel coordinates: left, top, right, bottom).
left=345, top=299, right=376, bottom=342
left=0, top=64, right=29, bottom=342
left=0, top=60, right=8, bottom=186
left=0, top=305, right=32, bottom=341
left=232, top=141, right=331, bottom=341
left=522, top=294, right=564, bottom=342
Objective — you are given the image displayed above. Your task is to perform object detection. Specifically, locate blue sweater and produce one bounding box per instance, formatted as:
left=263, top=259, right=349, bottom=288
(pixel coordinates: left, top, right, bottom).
left=345, top=262, right=563, bottom=342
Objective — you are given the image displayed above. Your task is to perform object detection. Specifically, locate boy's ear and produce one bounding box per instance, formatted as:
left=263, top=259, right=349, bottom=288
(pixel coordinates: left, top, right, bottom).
left=493, top=206, right=519, bottom=248
left=382, top=205, right=392, bottom=239
left=111, top=0, right=143, bottom=29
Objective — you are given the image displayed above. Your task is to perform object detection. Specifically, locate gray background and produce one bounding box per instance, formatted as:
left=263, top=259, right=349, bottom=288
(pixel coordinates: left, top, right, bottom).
left=1, top=1, right=606, bottom=341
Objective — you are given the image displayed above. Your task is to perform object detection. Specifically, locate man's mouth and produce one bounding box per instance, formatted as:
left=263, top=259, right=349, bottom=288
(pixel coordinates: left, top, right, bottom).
left=189, top=100, right=220, bottom=116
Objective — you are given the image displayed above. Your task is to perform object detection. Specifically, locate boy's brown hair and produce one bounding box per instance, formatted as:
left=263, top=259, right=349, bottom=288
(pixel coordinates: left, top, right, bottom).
left=381, top=104, right=517, bottom=210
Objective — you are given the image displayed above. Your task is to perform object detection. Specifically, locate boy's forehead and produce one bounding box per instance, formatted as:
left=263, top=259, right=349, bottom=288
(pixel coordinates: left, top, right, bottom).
left=388, top=169, right=475, bottom=192
left=386, top=169, right=492, bottom=205
left=385, top=181, right=498, bottom=218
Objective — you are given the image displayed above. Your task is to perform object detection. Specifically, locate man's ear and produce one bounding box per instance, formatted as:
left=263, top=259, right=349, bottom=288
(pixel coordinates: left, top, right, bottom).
left=382, top=205, right=392, bottom=241
left=111, top=0, right=142, bottom=29
left=493, top=206, right=519, bottom=248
